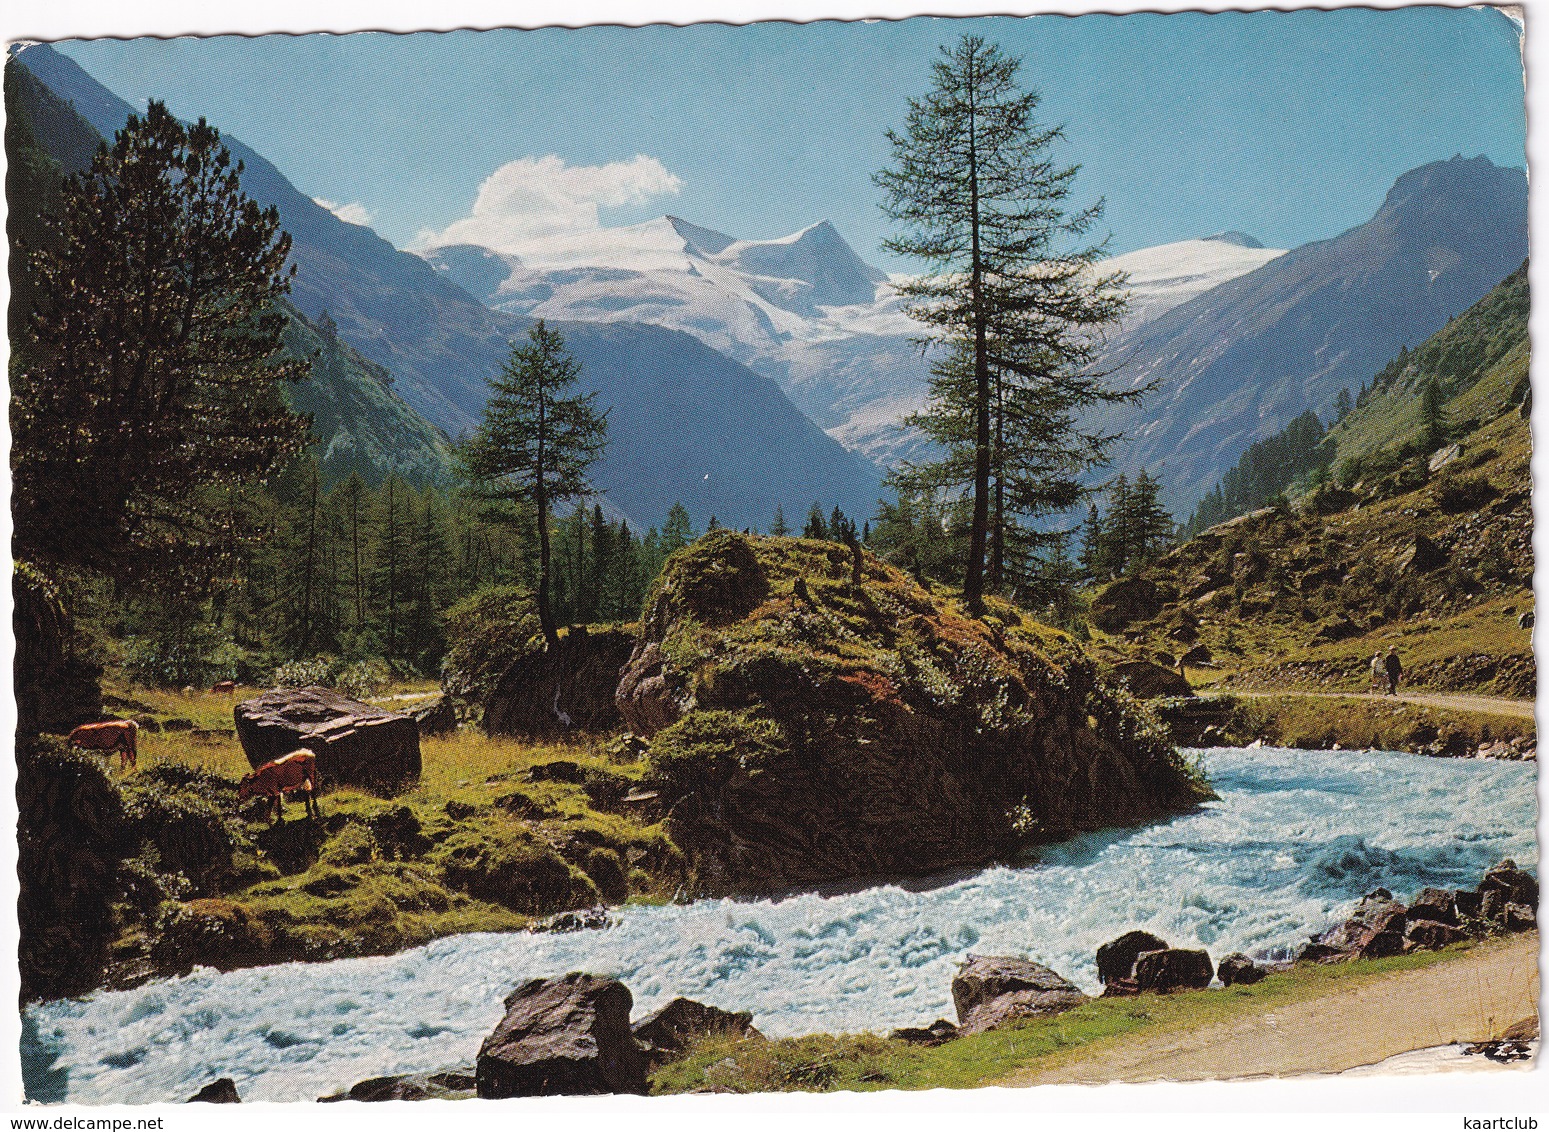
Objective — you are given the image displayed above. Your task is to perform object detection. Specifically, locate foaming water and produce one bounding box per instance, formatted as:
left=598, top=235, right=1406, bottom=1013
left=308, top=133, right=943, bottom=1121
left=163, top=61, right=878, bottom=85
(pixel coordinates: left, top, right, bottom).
left=24, top=747, right=1538, bottom=1104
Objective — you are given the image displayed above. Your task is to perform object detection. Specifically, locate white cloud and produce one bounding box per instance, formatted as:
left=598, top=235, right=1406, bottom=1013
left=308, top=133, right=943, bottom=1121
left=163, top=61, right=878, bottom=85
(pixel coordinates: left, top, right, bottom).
left=412, top=154, right=684, bottom=270
left=313, top=197, right=374, bottom=227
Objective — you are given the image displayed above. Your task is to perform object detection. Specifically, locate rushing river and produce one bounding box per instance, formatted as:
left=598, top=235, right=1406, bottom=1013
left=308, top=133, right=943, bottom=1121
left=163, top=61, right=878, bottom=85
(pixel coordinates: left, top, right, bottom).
left=23, top=746, right=1540, bottom=1104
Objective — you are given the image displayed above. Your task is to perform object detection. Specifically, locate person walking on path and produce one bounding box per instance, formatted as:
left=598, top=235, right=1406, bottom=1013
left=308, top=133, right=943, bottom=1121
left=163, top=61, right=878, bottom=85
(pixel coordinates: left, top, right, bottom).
left=1384, top=649, right=1403, bottom=696
left=1369, top=653, right=1385, bottom=695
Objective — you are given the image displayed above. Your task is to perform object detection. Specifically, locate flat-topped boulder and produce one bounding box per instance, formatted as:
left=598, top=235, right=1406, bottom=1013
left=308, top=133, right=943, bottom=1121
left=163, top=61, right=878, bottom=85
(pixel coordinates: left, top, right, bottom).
left=477, top=973, right=647, bottom=1098
left=234, top=686, right=420, bottom=793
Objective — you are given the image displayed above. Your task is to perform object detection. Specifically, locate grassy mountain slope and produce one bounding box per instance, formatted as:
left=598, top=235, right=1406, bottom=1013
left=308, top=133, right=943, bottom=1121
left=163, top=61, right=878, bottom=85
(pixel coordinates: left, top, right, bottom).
left=1091, top=265, right=1533, bottom=702
left=281, top=308, right=454, bottom=487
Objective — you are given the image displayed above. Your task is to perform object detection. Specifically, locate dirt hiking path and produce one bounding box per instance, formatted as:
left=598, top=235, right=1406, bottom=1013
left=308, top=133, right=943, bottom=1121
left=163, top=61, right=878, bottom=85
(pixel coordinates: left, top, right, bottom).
left=1214, top=689, right=1536, bottom=722
left=1000, top=933, right=1540, bottom=1086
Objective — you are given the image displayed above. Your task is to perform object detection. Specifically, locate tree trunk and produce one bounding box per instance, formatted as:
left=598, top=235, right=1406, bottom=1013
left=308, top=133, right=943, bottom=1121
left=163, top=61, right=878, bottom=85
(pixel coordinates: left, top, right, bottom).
left=963, top=56, right=990, bottom=617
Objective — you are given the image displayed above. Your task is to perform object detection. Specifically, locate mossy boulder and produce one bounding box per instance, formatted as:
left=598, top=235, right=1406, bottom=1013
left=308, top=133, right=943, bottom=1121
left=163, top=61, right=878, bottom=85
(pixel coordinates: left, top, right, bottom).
left=483, top=627, right=635, bottom=739
left=622, top=531, right=1210, bottom=892
left=434, top=821, right=599, bottom=913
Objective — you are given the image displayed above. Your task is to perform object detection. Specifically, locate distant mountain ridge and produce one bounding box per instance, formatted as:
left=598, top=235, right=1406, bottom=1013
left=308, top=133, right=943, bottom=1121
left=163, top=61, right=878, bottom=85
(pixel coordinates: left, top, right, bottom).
left=11, top=43, right=882, bottom=531
left=423, top=213, right=936, bottom=467
left=1089, top=153, right=1529, bottom=513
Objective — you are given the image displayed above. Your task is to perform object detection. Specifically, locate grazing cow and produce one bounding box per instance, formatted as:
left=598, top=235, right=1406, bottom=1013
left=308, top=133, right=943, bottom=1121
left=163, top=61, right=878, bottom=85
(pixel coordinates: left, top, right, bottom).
left=68, top=719, right=138, bottom=770
left=238, top=749, right=320, bottom=824
left=211, top=680, right=236, bottom=695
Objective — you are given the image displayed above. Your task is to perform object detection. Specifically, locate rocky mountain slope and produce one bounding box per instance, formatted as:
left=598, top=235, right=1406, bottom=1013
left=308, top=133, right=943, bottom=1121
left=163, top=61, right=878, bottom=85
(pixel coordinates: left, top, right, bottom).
left=1090, top=263, right=1533, bottom=703
left=11, top=44, right=881, bottom=530
left=1088, top=155, right=1528, bottom=514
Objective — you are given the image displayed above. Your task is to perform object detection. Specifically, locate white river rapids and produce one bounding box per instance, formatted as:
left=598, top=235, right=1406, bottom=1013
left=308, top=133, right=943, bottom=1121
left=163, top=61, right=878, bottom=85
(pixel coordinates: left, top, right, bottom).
left=22, top=746, right=1539, bottom=1103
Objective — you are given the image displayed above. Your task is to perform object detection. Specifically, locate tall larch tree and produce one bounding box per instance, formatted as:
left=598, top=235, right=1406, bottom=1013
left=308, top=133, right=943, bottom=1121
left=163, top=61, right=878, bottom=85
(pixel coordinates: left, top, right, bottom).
left=876, top=35, right=1132, bottom=614
left=458, top=320, right=607, bottom=649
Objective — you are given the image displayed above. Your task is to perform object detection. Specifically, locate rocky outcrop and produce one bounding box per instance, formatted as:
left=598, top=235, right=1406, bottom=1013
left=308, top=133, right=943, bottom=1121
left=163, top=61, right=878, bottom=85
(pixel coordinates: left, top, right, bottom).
left=616, top=641, right=693, bottom=735
left=17, top=740, right=125, bottom=1002
left=1216, top=953, right=1265, bottom=986
left=951, top=955, right=1089, bottom=1035
left=1108, top=661, right=1192, bottom=699
left=1407, top=886, right=1460, bottom=925
left=630, top=533, right=1209, bottom=892
left=319, top=1071, right=476, bottom=1103
left=632, top=998, right=760, bottom=1065
left=1096, top=930, right=1170, bottom=987
left=187, top=1078, right=241, bottom=1103
left=1300, top=889, right=1409, bottom=961
left=476, top=973, right=648, bottom=1098
left=234, top=687, right=420, bottom=793
left=484, top=628, right=634, bottom=739
left=1134, top=948, right=1214, bottom=993
left=1477, top=859, right=1539, bottom=910
left=1089, top=576, right=1170, bottom=632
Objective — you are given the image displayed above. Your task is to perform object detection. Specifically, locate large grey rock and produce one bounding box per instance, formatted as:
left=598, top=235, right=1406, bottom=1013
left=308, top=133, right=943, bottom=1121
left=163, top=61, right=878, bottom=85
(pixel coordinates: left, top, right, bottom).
left=1405, top=920, right=1467, bottom=951
left=615, top=640, right=693, bottom=737
left=234, top=687, right=420, bottom=792
left=1408, top=887, right=1459, bottom=925
left=1096, top=930, right=1170, bottom=985
left=1109, top=661, right=1192, bottom=700
left=1478, top=859, right=1539, bottom=909
left=951, top=955, right=1088, bottom=1035
left=1090, top=577, right=1167, bottom=632
left=1217, top=953, right=1266, bottom=986
left=632, top=997, right=760, bottom=1065
left=1310, top=889, right=1409, bottom=960
left=476, top=973, right=647, bottom=1098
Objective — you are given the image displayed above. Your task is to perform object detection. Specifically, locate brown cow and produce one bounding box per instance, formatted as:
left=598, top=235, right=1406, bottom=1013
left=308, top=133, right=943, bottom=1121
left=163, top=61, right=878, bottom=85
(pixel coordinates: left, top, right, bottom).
left=238, top=749, right=320, bottom=824
left=68, top=719, right=138, bottom=770
left=211, top=680, right=236, bottom=695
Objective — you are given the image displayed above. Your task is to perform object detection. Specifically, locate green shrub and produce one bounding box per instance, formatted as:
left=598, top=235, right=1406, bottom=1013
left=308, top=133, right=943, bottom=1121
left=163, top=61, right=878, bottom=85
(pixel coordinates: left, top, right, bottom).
left=441, top=586, right=542, bottom=700
left=1432, top=473, right=1499, bottom=514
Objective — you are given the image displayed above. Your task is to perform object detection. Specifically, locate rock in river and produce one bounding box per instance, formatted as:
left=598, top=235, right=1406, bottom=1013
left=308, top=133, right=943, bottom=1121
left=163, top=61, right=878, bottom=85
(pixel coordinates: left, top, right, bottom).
left=476, top=973, right=647, bottom=1098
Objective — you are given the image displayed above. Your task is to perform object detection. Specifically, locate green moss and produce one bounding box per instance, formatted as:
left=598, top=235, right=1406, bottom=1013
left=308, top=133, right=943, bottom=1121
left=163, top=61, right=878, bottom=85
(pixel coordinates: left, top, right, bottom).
left=432, top=819, right=598, bottom=913
left=648, top=709, right=788, bottom=788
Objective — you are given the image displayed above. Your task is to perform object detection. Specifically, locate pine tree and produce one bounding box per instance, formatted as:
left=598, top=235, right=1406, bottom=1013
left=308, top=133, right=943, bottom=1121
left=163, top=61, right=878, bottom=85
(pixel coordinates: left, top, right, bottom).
left=661, top=503, right=695, bottom=554
left=876, top=36, right=1131, bottom=614
left=1421, top=376, right=1448, bottom=451
left=457, top=321, right=608, bottom=649
left=14, top=99, right=309, bottom=590
left=1334, top=387, right=1354, bottom=423
left=770, top=504, right=790, bottom=537
left=804, top=503, right=828, bottom=540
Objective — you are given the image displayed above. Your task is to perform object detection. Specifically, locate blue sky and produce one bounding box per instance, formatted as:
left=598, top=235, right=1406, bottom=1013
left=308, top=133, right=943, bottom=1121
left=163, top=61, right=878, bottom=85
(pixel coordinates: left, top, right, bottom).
left=55, top=8, right=1525, bottom=268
